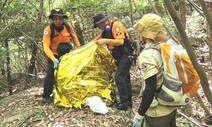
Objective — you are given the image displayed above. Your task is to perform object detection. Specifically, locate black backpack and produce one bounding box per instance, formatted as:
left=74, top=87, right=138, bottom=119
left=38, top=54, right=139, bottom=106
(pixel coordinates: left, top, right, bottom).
left=57, top=43, right=72, bottom=57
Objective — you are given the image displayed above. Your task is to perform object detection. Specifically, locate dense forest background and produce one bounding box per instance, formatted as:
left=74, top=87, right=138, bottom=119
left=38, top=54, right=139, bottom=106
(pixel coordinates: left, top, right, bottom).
left=0, top=0, right=212, bottom=126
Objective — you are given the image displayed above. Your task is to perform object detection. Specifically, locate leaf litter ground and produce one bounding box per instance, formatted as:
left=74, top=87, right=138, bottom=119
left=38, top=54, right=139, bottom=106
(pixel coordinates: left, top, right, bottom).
left=0, top=66, right=211, bottom=127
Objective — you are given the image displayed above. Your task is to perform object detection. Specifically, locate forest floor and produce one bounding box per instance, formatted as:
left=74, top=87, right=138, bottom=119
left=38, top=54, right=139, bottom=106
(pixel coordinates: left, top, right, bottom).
left=0, top=67, right=212, bottom=127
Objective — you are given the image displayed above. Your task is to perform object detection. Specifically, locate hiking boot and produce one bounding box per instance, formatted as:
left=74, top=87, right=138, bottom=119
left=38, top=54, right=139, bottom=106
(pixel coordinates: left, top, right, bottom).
left=116, top=102, right=128, bottom=110
left=42, top=96, right=52, bottom=103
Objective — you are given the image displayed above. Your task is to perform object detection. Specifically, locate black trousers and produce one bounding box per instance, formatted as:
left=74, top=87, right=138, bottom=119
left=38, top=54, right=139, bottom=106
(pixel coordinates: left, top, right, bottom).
left=43, top=55, right=59, bottom=97
left=115, top=55, right=132, bottom=103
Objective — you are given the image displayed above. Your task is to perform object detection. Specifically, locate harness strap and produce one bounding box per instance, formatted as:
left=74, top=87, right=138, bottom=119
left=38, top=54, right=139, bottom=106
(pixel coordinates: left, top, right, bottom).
left=50, top=22, right=71, bottom=40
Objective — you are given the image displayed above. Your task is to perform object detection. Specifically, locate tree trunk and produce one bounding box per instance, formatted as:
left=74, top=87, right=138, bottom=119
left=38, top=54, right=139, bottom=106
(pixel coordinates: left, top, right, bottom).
left=179, top=0, right=186, bottom=29
left=74, top=22, right=85, bottom=45
left=129, top=0, right=133, bottom=25
left=28, top=42, right=38, bottom=77
left=177, top=0, right=186, bottom=44
left=28, top=0, right=43, bottom=77
left=204, top=1, right=212, bottom=66
left=197, top=0, right=212, bottom=32
left=164, top=0, right=212, bottom=104
left=5, top=38, right=12, bottom=95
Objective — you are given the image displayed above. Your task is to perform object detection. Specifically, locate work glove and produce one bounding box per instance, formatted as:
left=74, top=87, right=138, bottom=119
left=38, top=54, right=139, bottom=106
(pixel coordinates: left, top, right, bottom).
left=133, top=113, right=144, bottom=127
left=53, top=59, right=59, bottom=69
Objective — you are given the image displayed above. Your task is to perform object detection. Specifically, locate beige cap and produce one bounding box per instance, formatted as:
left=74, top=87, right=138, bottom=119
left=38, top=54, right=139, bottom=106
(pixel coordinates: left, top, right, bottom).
left=133, top=13, right=167, bottom=42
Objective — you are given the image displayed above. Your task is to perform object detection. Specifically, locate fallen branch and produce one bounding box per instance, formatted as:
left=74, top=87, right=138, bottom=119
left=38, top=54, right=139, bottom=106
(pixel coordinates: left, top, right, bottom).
left=187, top=0, right=204, bottom=17
left=196, top=93, right=212, bottom=116
left=177, top=110, right=202, bottom=127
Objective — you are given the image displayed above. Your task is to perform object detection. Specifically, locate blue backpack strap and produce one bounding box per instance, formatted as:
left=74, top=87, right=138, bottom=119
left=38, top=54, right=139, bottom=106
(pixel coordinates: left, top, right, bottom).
left=102, top=21, right=114, bottom=39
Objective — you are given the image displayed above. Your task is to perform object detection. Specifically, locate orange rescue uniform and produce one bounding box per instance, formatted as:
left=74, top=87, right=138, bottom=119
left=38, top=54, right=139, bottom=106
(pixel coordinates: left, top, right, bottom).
left=43, top=23, right=80, bottom=61
left=92, top=20, right=129, bottom=49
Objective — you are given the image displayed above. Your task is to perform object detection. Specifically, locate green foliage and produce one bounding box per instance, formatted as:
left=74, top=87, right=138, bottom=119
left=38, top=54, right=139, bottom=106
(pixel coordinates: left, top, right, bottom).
left=159, top=0, right=164, bottom=5
left=0, top=0, right=46, bottom=75
left=0, top=0, right=208, bottom=81
left=0, top=0, right=155, bottom=74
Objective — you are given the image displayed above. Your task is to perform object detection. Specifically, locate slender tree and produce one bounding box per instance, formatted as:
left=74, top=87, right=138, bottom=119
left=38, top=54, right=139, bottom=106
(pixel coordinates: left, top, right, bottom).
left=28, top=0, right=44, bottom=77
left=129, top=0, right=134, bottom=25
left=5, top=38, right=12, bottom=95
left=177, top=0, right=186, bottom=44
left=197, top=0, right=212, bottom=32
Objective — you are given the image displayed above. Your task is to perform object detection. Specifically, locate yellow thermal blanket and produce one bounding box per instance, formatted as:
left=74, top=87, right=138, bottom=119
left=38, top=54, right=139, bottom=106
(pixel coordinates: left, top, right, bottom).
left=54, top=42, right=116, bottom=108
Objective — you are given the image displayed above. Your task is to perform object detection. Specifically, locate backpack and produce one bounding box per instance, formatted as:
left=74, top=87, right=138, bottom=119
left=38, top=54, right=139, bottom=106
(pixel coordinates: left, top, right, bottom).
left=57, top=43, right=72, bottom=57
left=50, top=22, right=71, bottom=40
left=122, top=38, right=137, bottom=56
left=147, top=40, right=200, bottom=106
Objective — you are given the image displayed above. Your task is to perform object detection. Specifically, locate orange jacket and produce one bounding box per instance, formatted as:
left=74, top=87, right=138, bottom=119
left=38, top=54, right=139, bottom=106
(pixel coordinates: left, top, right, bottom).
left=92, top=20, right=129, bottom=49
left=43, top=23, right=80, bottom=61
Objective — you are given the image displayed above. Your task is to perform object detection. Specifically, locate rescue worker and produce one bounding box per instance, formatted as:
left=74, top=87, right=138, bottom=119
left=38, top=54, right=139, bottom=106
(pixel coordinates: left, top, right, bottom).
left=132, top=13, right=177, bottom=127
left=42, top=8, right=80, bottom=103
left=91, top=13, right=133, bottom=110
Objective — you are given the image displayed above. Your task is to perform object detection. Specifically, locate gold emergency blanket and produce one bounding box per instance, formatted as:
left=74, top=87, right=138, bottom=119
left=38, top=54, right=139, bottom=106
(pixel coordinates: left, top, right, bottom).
left=54, top=42, right=116, bottom=108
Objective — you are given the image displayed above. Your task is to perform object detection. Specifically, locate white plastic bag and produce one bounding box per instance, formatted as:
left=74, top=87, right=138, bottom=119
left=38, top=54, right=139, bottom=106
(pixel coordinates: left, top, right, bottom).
left=85, top=96, right=108, bottom=114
